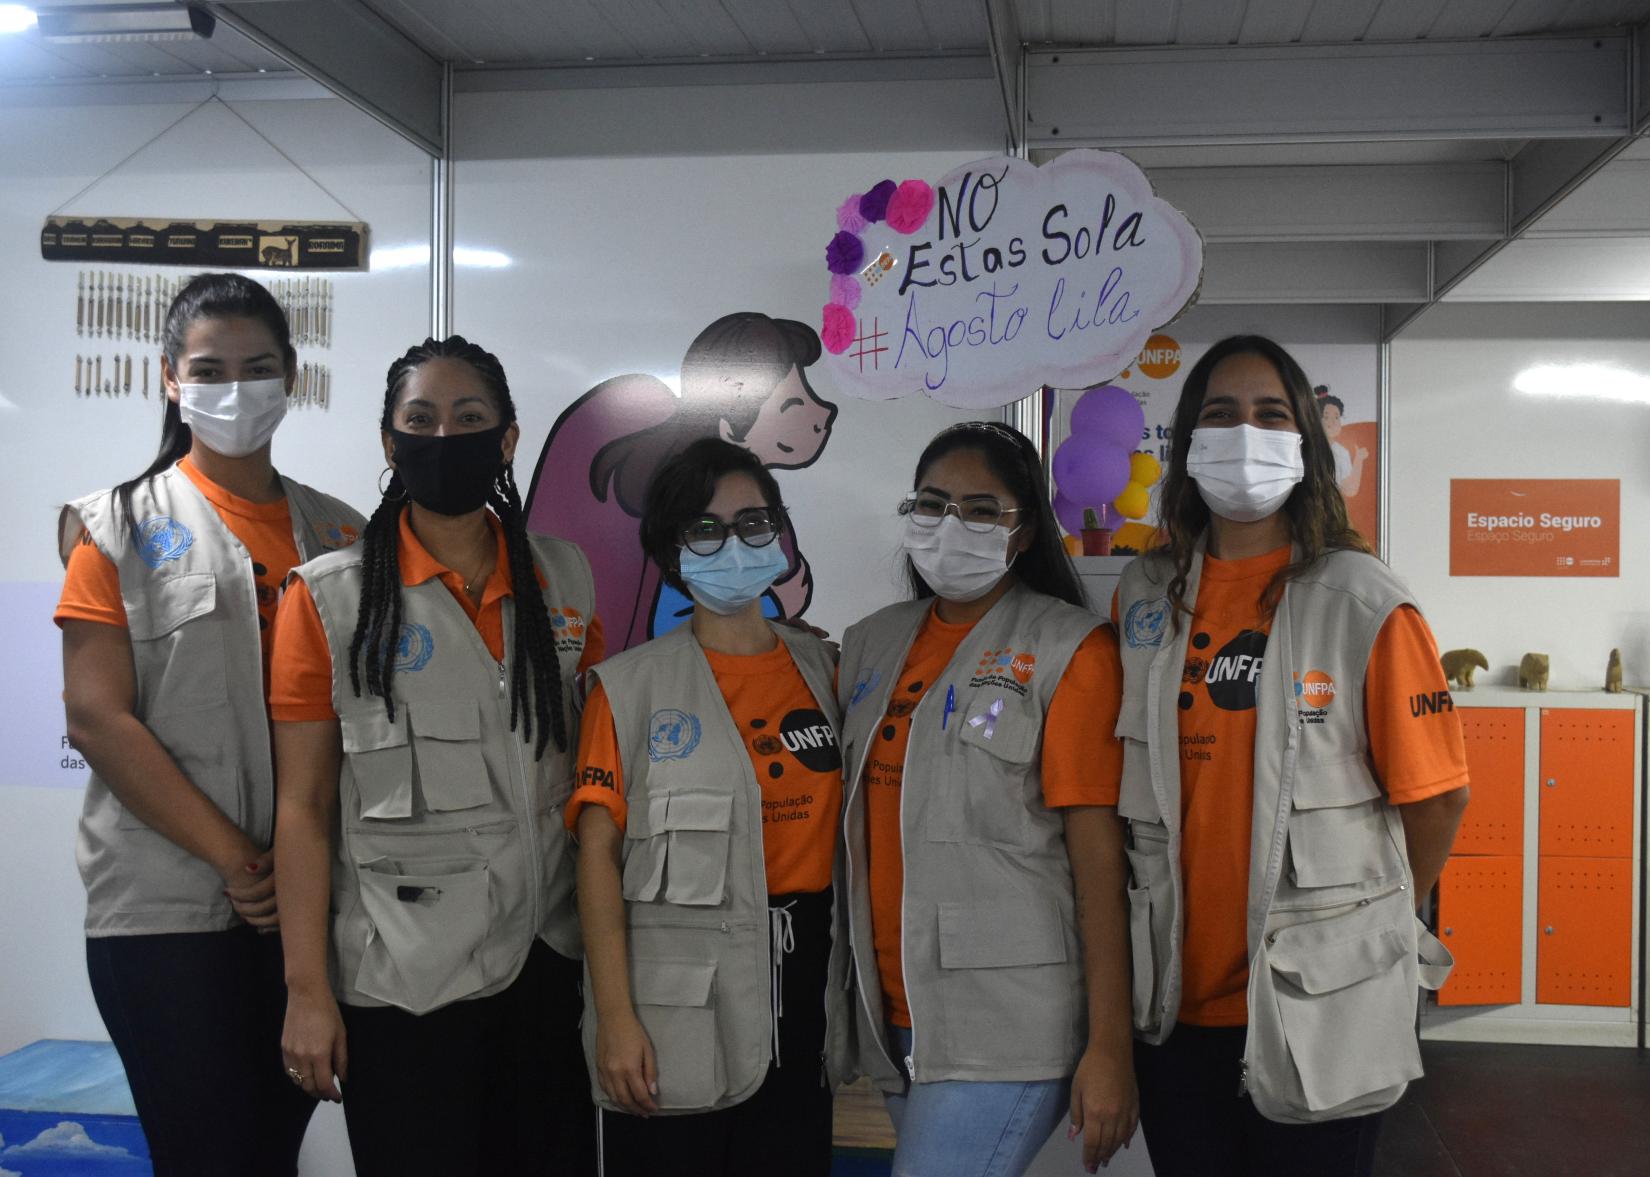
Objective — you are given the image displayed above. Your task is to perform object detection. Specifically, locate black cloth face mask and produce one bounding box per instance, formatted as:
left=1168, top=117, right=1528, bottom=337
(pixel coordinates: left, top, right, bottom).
left=389, top=425, right=507, bottom=516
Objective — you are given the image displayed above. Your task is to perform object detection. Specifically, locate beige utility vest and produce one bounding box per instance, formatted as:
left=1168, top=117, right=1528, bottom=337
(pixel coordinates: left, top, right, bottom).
left=838, top=584, right=1099, bottom=1090
left=297, top=529, right=593, bottom=1014
left=584, top=623, right=852, bottom=1114
left=58, top=464, right=363, bottom=936
left=1115, top=545, right=1454, bottom=1124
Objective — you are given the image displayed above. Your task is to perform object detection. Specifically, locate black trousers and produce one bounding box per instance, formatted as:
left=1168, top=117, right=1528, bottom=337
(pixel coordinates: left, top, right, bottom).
left=1134, top=1022, right=1383, bottom=1177
left=599, top=889, right=835, bottom=1177
left=85, top=927, right=316, bottom=1177
left=339, top=938, right=596, bottom=1177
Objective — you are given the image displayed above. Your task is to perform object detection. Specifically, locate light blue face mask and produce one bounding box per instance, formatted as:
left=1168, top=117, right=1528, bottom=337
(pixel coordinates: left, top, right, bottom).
left=678, top=539, right=789, bottom=616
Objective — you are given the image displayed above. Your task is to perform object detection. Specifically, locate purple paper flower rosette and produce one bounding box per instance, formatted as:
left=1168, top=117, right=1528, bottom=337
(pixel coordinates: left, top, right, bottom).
left=836, top=193, right=868, bottom=235
left=826, top=230, right=866, bottom=276
left=859, top=179, right=897, bottom=224
left=830, top=273, right=861, bottom=310
left=885, top=180, right=935, bottom=234
left=821, top=303, right=857, bottom=355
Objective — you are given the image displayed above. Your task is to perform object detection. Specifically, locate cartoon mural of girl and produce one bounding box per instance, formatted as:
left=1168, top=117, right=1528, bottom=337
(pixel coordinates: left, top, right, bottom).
left=1316, top=385, right=1369, bottom=498
left=525, top=312, right=837, bottom=652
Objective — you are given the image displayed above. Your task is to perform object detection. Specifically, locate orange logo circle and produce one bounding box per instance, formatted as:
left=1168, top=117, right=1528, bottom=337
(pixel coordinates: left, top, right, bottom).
left=1300, top=670, right=1337, bottom=708
left=1136, top=334, right=1181, bottom=380
left=1010, top=652, right=1037, bottom=684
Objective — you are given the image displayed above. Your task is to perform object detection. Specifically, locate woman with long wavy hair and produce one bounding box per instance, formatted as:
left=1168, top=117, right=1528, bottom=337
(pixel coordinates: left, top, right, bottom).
left=1113, top=335, right=1469, bottom=1176
left=269, top=336, right=603, bottom=1175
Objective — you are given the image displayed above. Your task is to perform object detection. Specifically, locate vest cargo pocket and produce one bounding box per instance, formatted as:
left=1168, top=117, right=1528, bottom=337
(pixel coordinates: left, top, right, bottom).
left=937, top=899, right=1067, bottom=968
left=1254, top=896, right=1422, bottom=1117
left=341, top=710, right=414, bottom=820
left=1126, top=885, right=1155, bottom=1028
left=128, top=572, right=228, bottom=717
left=1285, top=758, right=1401, bottom=892
left=622, top=792, right=734, bottom=907
left=949, top=698, right=1038, bottom=849
left=354, top=856, right=490, bottom=1014
left=630, top=959, right=723, bottom=1110
left=409, top=700, right=491, bottom=813
left=936, top=899, right=1075, bottom=1065
left=131, top=713, right=242, bottom=829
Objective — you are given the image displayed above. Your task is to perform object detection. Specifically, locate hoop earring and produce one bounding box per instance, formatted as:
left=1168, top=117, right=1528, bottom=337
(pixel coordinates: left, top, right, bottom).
left=378, top=467, right=405, bottom=499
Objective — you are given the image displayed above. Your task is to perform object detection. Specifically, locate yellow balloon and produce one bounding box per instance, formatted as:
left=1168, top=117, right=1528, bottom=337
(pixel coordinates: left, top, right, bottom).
left=1129, top=451, right=1162, bottom=486
left=1114, top=481, right=1151, bottom=519
left=1111, top=521, right=1162, bottom=554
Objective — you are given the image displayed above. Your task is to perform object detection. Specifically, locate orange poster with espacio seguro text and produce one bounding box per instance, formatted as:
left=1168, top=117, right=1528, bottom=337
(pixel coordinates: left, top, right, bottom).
left=1449, top=479, right=1618, bottom=577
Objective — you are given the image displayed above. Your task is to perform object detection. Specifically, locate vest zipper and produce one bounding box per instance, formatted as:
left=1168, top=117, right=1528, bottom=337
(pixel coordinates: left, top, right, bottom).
left=841, top=749, right=900, bottom=1080
left=501, top=656, right=545, bottom=939
left=1237, top=1058, right=1248, bottom=1096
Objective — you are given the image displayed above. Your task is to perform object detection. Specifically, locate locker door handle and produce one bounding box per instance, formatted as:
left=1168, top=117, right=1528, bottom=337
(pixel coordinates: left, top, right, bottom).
left=1544, top=778, right=1556, bottom=788
left=1544, top=926, right=1555, bottom=935
left=1443, top=927, right=1453, bottom=936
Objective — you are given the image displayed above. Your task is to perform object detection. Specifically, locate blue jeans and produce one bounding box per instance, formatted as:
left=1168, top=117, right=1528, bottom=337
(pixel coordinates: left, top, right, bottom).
left=883, top=1025, right=1071, bottom=1177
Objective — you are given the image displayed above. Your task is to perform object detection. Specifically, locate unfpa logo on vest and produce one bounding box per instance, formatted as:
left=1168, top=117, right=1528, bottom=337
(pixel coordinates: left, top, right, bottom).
left=971, top=647, right=1036, bottom=695
left=1293, top=669, right=1336, bottom=725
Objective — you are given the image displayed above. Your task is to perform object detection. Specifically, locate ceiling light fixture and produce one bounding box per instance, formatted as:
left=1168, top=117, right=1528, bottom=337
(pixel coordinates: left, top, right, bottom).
left=0, top=5, right=36, bottom=34
left=37, top=3, right=214, bottom=43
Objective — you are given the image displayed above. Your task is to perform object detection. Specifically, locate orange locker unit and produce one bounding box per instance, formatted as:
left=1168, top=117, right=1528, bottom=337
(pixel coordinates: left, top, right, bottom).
left=1425, top=689, right=1644, bottom=1047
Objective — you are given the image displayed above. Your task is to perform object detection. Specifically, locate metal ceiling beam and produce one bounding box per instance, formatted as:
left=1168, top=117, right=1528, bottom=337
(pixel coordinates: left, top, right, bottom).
left=1026, top=34, right=1632, bottom=147
left=983, top=0, right=1022, bottom=154
left=1199, top=243, right=1430, bottom=305
left=452, top=53, right=993, bottom=91
left=206, top=1, right=443, bottom=156
left=1151, top=162, right=1505, bottom=243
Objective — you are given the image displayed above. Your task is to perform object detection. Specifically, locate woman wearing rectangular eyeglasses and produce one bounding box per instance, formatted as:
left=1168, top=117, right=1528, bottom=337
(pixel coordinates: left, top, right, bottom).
left=836, top=421, right=1137, bottom=1177
left=568, top=436, right=849, bottom=1176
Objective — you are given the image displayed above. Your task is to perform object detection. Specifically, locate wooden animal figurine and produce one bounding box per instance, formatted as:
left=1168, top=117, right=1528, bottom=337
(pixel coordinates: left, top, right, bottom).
left=1440, top=649, right=1489, bottom=690
left=1519, top=652, right=1550, bottom=691
left=1606, top=648, right=1623, bottom=693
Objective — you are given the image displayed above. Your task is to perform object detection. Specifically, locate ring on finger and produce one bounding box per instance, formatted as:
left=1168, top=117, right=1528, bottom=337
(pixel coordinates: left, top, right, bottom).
left=286, top=1066, right=305, bottom=1086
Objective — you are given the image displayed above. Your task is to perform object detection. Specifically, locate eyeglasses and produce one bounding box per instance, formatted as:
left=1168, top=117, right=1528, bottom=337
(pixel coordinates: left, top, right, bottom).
left=897, top=492, right=1024, bottom=533
left=679, top=507, right=784, bottom=556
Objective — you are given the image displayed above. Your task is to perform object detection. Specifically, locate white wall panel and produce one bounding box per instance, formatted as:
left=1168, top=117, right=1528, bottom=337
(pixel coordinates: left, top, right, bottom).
left=1388, top=303, right=1650, bottom=689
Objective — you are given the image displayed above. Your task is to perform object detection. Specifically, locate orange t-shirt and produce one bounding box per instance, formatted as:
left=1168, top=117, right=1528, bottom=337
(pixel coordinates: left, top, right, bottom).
left=568, top=641, right=843, bottom=896
left=1111, top=547, right=1470, bottom=1026
left=268, top=506, right=604, bottom=722
left=862, top=607, right=1123, bottom=1028
left=55, top=457, right=302, bottom=699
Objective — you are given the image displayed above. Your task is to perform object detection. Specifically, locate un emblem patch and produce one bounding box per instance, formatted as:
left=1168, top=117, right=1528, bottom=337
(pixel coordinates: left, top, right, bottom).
left=134, top=517, right=194, bottom=569
left=1124, top=597, right=1170, bottom=649
left=392, top=622, right=436, bottom=673
left=647, top=709, right=701, bottom=762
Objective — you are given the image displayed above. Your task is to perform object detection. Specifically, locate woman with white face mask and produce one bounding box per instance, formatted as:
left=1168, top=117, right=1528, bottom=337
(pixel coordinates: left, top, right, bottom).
left=569, top=437, right=849, bottom=1176
left=837, top=421, right=1138, bottom=1177
left=54, top=272, right=364, bottom=1176
left=1113, top=336, right=1469, bottom=1177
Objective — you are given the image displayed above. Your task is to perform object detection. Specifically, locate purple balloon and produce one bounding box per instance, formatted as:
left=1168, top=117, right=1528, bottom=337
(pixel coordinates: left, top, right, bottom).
left=1071, top=385, right=1146, bottom=448
left=1051, top=438, right=1131, bottom=507
left=1052, top=491, right=1086, bottom=536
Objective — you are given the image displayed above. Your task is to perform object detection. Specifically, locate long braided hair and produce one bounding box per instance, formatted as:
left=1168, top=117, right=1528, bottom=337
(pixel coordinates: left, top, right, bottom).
left=348, top=336, right=568, bottom=759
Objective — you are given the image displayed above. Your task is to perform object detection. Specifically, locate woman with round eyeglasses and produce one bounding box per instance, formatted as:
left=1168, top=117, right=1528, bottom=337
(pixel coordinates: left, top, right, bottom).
left=837, top=421, right=1138, bottom=1177
left=569, top=436, right=849, bottom=1177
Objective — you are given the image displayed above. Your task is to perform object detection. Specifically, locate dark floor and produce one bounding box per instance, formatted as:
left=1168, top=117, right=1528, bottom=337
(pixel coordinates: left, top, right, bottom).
left=1377, top=1041, right=1650, bottom=1177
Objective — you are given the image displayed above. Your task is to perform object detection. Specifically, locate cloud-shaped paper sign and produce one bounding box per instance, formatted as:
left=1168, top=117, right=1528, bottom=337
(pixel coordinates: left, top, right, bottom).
left=819, top=150, right=1203, bottom=409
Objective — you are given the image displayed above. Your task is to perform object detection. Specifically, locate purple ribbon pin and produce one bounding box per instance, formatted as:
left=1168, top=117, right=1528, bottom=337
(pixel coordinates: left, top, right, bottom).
left=968, top=697, right=1006, bottom=740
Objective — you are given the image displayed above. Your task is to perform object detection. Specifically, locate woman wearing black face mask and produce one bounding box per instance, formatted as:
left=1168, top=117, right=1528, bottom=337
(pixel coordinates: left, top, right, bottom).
left=267, top=337, right=605, bottom=1174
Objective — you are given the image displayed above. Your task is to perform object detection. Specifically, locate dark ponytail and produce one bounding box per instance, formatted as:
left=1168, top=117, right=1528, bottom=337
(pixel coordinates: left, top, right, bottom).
left=907, top=421, right=1087, bottom=609
left=349, top=336, right=568, bottom=759
left=115, top=272, right=294, bottom=527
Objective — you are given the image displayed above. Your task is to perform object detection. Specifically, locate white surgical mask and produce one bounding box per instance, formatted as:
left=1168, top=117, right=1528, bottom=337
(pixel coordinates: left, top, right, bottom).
left=903, top=514, right=1019, bottom=602
left=177, top=378, right=289, bottom=458
left=679, top=539, right=789, bottom=616
left=1187, top=424, right=1305, bottom=523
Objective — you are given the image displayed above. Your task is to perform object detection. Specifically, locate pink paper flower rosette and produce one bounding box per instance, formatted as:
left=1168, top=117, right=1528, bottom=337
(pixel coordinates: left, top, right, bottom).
left=829, top=274, right=861, bottom=309
left=885, top=180, right=935, bottom=234
left=821, top=303, right=856, bottom=354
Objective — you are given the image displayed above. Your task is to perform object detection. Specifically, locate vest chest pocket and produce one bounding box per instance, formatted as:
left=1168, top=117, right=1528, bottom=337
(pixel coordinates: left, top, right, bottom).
left=622, top=791, right=734, bottom=907
left=408, top=701, right=491, bottom=813
left=1282, top=758, right=1403, bottom=904
left=629, top=959, right=724, bottom=1110
left=353, top=855, right=491, bottom=1014
left=935, top=696, right=1039, bottom=849
left=342, top=710, right=414, bottom=820
left=127, top=572, right=227, bottom=718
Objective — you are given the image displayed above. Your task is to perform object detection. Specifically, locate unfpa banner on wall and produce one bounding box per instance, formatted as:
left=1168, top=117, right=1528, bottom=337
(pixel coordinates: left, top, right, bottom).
left=817, top=150, right=1203, bottom=409
left=1450, top=479, right=1619, bottom=577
